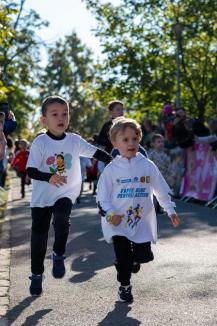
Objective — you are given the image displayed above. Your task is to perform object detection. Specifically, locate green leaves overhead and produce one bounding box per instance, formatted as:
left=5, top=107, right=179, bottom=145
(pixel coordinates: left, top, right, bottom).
left=40, top=31, right=108, bottom=138
left=0, top=0, right=48, bottom=137
left=84, top=0, right=217, bottom=120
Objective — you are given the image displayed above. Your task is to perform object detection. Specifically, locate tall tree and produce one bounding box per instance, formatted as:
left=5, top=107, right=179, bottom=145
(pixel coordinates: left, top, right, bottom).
left=40, top=32, right=108, bottom=138
left=0, top=1, right=16, bottom=101
left=0, top=0, right=48, bottom=136
left=84, top=0, right=217, bottom=120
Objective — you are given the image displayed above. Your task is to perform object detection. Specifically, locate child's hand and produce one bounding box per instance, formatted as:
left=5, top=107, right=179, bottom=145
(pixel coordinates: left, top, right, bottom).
left=111, top=214, right=124, bottom=226
left=106, top=213, right=124, bottom=226
left=49, top=174, right=67, bottom=187
left=170, top=213, right=181, bottom=227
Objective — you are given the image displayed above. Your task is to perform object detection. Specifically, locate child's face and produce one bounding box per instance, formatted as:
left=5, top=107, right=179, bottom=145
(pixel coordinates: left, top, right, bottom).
left=19, top=141, right=27, bottom=150
left=41, top=103, right=69, bottom=136
left=111, top=104, right=124, bottom=119
left=153, top=138, right=164, bottom=151
left=112, top=127, right=140, bottom=159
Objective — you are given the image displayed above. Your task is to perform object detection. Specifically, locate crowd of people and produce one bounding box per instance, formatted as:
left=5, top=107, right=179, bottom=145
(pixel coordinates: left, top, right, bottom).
left=80, top=102, right=217, bottom=201
left=0, top=96, right=216, bottom=303
left=0, top=103, right=31, bottom=202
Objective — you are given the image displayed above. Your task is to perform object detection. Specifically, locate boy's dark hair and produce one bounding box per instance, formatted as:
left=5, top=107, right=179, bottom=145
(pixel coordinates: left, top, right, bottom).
left=42, top=96, right=68, bottom=116
left=151, top=133, right=164, bottom=143
left=108, top=100, right=124, bottom=111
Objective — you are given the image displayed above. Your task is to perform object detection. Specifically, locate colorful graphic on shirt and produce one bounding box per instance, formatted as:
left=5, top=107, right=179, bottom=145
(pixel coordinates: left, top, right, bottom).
left=46, top=152, right=72, bottom=174
left=117, top=187, right=149, bottom=198
left=56, top=154, right=65, bottom=174
left=125, top=204, right=143, bottom=229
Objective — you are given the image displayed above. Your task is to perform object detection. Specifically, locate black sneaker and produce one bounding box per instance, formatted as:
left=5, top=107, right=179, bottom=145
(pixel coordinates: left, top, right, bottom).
left=132, top=261, right=140, bottom=273
left=52, top=254, right=66, bottom=278
left=118, top=285, right=133, bottom=303
left=29, top=274, right=43, bottom=296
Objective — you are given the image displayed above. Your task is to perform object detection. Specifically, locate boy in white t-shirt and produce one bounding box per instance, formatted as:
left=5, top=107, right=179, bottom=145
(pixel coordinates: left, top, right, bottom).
left=27, top=96, right=111, bottom=296
left=96, top=117, right=180, bottom=303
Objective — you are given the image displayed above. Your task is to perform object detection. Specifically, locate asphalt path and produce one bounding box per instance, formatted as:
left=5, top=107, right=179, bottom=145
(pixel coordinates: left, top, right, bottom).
left=5, top=178, right=217, bottom=325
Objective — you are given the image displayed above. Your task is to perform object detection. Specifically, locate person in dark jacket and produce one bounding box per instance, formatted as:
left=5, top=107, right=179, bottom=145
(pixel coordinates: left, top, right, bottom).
left=172, top=107, right=209, bottom=148
left=97, top=100, right=124, bottom=153
left=0, top=103, right=17, bottom=186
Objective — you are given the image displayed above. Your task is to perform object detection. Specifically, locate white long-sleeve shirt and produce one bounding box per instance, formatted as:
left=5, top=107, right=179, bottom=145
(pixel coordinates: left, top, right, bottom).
left=96, top=153, right=176, bottom=244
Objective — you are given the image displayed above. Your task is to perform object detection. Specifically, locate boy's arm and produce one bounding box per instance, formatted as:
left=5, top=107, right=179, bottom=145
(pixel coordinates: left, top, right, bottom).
left=151, top=165, right=181, bottom=227
left=27, top=167, right=53, bottom=182
left=96, top=168, right=116, bottom=216
left=78, top=135, right=112, bottom=163
left=93, top=148, right=112, bottom=164
left=96, top=166, right=124, bottom=226
left=26, top=141, right=52, bottom=182
left=195, top=135, right=217, bottom=144
left=27, top=167, right=66, bottom=186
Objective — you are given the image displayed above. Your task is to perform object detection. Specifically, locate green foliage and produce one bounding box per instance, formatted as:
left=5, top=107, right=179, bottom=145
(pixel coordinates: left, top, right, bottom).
left=84, top=0, right=217, bottom=120
left=40, top=31, right=108, bottom=138
left=0, top=0, right=48, bottom=137
left=0, top=1, right=16, bottom=101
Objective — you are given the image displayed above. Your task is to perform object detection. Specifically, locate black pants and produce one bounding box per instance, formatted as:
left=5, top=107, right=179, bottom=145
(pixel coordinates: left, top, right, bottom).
left=113, top=236, right=154, bottom=286
left=31, top=197, right=72, bottom=275
left=19, top=172, right=26, bottom=198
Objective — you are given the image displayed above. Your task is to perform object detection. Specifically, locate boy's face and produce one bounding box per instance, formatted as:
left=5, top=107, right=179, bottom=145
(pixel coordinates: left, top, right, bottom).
left=112, top=127, right=140, bottom=159
left=153, top=137, right=164, bottom=151
left=111, top=104, right=124, bottom=119
left=41, top=103, right=69, bottom=136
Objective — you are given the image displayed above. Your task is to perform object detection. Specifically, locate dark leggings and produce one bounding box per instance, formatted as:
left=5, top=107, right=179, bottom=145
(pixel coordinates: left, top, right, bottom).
left=113, top=236, right=154, bottom=286
left=19, top=172, right=26, bottom=197
left=31, top=197, right=72, bottom=275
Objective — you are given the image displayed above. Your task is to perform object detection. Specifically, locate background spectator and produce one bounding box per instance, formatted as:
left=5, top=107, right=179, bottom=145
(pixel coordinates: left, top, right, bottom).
left=11, top=139, right=30, bottom=198
left=97, top=100, right=124, bottom=153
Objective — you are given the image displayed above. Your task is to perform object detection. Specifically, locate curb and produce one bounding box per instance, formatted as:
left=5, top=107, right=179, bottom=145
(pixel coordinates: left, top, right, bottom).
left=0, top=187, right=12, bottom=326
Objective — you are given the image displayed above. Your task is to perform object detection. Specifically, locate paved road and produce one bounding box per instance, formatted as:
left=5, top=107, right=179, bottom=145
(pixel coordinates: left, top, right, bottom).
left=4, top=178, right=217, bottom=325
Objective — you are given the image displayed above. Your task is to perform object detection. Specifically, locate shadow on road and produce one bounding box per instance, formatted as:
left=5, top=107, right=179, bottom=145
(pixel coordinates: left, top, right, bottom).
left=7, top=184, right=217, bottom=282
left=67, top=193, right=115, bottom=283
left=7, top=296, right=40, bottom=325
left=66, top=194, right=217, bottom=283
left=97, top=302, right=141, bottom=326
left=21, top=308, right=52, bottom=326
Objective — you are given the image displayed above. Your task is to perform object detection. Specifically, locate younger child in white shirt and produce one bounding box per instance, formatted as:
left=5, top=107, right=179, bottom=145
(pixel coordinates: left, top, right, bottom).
left=96, top=117, right=180, bottom=303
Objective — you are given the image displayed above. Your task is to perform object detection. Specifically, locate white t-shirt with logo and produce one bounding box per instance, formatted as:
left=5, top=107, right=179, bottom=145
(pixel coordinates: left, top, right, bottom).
left=27, top=133, right=96, bottom=207
left=96, top=153, right=176, bottom=244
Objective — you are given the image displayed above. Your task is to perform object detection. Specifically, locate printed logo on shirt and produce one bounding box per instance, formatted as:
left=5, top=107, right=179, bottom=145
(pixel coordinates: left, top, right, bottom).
left=140, top=176, right=150, bottom=183
left=125, top=204, right=143, bottom=229
left=117, top=187, right=149, bottom=198
left=116, top=176, right=150, bottom=185
left=46, top=152, right=72, bottom=174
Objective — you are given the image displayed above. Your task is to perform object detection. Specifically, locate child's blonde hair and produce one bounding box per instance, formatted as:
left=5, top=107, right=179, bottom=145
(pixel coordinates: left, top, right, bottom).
left=109, top=117, right=142, bottom=142
left=19, top=139, right=29, bottom=149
